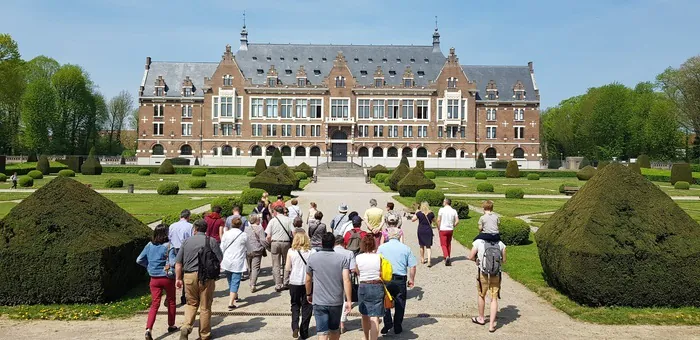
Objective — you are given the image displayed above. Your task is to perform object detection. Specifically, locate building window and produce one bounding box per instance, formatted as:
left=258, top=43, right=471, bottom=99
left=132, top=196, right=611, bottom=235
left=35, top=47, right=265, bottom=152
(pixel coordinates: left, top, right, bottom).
left=330, top=99, right=349, bottom=118
left=212, top=147, right=218, bottom=156
left=437, top=100, right=443, bottom=120
left=514, top=126, right=525, bottom=139
left=180, top=145, right=192, bottom=155
left=311, top=125, right=321, bottom=137
left=267, top=77, right=276, bottom=87
left=447, top=99, right=459, bottom=119
left=222, top=145, right=233, bottom=156
left=486, top=108, right=496, bottom=121
left=213, top=98, right=219, bottom=118
left=486, top=126, right=497, bottom=139
left=373, top=126, right=384, bottom=137
left=402, top=126, right=413, bottom=137
left=152, top=144, right=164, bottom=155
left=181, top=123, right=192, bottom=136
left=358, top=99, right=370, bottom=119
left=446, top=148, right=457, bottom=158
left=266, top=124, right=277, bottom=136
left=223, top=75, right=233, bottom=86
left=403, top=78, right=412, bottom=87
left=235, top=123, right=242, bottom=136
left=183, top=87, right=192, bottom=97
left=295, top=99, right=307, bottom=118
left=485, top=147, right=497, bottom=158
left=281, top=124, right=292, bottom=137
left=281, top=146, right=292, bottom=156
left=460, top=126, right=466, bottom=138
left=418, top=126, right=428, bottom=138
left=181, top=105, right=193, bottom=118
left=372, top=99, right=384, bottom=119
left=358, top=147, right=369, bottom=157
left=156, top=87, right=165, bottom=96
left=251, top=98, right=264, bottom=118
left=251, top=145, right=262, bottom=156
left=251, top=124, right=262, bottom=136
left=374, top=78, right=383, bottom=88
left=447, top=77, right=457, bottom=88
left=153, top=122, right=164, bottom=136
left=402, top=147, right=412, bottom=157
left=388, top=125, right=399, bottom=138
left=280, top=99, right=293, bottom=118
left=236, top=97, right=243, bottom=119
left=446, top=126, right=459, bottom=138
left=372, top=147, right=383, bottom=157
left=221, top=97, right=233, bottom=117
left=213, top=124, right=218, bottom=136
left=335, top=76, right=345, bottom=88
left=297, top=78, right=306, bottom=87
left=515, top=91, right=524, bottom=100
left=401, top=100, right=414, bottom=119
left=416, top=100, right=428, bottom=119
left=358, top=125, right=369, bottom=137
left=266, top=99, right=278, bottom=118
left=296, top=125, right=306, bottom=137
left=513, top=147, right=525, bottom=158
left=416, top=147, right=427, bottom=158
left=514, top=108, right=525, bottom=121
left=438, top=128, right=443, bottom=138
left=461, top=100, right=466, bottom=120
left=310, top=146, right=321, bottom=156
left=387, top=100, right=400, bottom=119
left=153, top=105, right=163, bottom=117
left=310, top=99, right=322, bottom=118
left=296, top=146, right=306, bottom=156
left=221, top=123, right=234, bottom=136
left=488, top=92, right=496, bottom=100
left=387, top=147, right=398, bottom=157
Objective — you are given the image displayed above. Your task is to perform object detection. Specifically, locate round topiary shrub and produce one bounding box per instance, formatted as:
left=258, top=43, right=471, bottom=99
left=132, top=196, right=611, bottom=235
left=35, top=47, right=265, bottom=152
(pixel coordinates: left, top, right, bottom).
left=37, top=155, right=50, bottom=175
left=211, top=196, right=243, bottom=217
left=138, top=169, right=151, bottom=176
left=158, top=159, right=175, bottom=175
left=398, top=167, right=436, bottom=197
left=375, top=173, right=389, bottom=183
left=105, top=178, right=124, bottom=188
left=58, top=169, right=75, bottom=177
left=19, top=176, right=34, bottom=187
left=241, top=188, right=266, bottom=204
left=248, top=167, right=296, bottom=196
left=246, top=171, right=257, bottom=177
left=491, top=160, right=509, bottom=169
left=294, top=162, right=314, bottom=178
left=188, top=179, right=207, bottom=189
left=559, top=183, right=579, bottom=194
left=637, top=154, right=651, bottom=169
left=671, top=163, right=693, bottom=185
left=451, top=200, right=470, bottom=219
left=477, top=182, right=494, bottom=192
left=674, top=181, right=690, bottom=190
left=505, top=188, right=525, bottom=199
left=415, top=189, right=445, bottom=206
left=27, top=170, right=43, bottom=180
left=0, top=173, right=6, bottom=182
left=505, top=160, right=520, bottom=178
left=424, top=171, right=436, bottom=179
left=527, top=173, right=540, bottom=181
left=157, top=182, right=179, bottom=195
left=577, top=166, right=597, bottom=181
left=295, top=172, right=308, bottom=180
left=191, top=169, right=207, bottom=177
left=500, top=217, right=530, bottom=245
left=368, top=164, right=390, bottom=178
left=475, top=172, right=488, bottom=180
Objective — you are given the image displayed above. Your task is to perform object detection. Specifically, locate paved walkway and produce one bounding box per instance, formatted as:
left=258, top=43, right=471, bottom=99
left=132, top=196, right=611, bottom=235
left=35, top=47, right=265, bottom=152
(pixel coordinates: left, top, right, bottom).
left=0, top=178, right=698, bottom=339
left=0, top=189, right=242, bottom=195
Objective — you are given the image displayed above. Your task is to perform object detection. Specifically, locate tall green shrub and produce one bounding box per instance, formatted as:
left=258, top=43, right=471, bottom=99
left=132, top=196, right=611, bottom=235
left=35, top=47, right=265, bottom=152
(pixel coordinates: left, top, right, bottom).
left=670, top=163, right=693, bottom=185
left=387, top=163, right=410, bottom=191
left=400, top=156, right=409, bottom=167
left=254, top=159, right=267, bottom=174
left=628, top=162, right=642, bottom=175
left=500, top=218, right=530, bottom=245
left=476, top=153, right=486, bottom=169
left=397, top=167, right=436, bottom=197
left=416, top=160, right=425, bottom=172
left=548, top=158, right=561, bottom=169
left=157, top=159, right=175, bottom=175
left=105, top=178, right=124, bottom=188
left=27, top=170, right=43, bottom=179
left=415, top=189, right=445, bottom=206
left=157, top=182, right=179, bottom=195
left=211, top=196, right=244, bottom=217
left=249, top=167, right=295, bottom=195
left=451, top=200, right=470, bottom=219
left=37, top=155, right=50, bottom=175
left=505, top=160, right=520, bottom=178
left=241, top=188, right=266, bottom=204
left=81, top=147, right=102, bottom=175
left=270, top=149, right=284, bottom=166
left=637, top=154, right=651, bottom=168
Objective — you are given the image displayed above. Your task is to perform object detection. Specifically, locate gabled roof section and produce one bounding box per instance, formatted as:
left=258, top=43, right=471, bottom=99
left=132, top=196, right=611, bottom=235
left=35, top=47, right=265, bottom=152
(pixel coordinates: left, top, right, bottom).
left=142, top=61, right=218, bottom=97
left=236, top=44, right=445, bottom=87
left=461, top=65, right=538, bottom=102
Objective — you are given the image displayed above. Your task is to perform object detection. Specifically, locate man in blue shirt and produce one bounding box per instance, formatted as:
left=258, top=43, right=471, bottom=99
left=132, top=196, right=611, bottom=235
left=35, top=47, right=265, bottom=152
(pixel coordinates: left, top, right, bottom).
left=377, top=218, right=417, bottom=335
left=168, top=209, right=193, bottom=305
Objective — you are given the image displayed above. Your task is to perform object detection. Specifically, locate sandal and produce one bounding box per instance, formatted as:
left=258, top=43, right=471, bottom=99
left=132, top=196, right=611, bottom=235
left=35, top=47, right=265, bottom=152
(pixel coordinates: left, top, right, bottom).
left=471, top=317, right=485, bottom=325
left=227, top=305, right=237, bottom=311
left=489, top=328, right=496, bottom=333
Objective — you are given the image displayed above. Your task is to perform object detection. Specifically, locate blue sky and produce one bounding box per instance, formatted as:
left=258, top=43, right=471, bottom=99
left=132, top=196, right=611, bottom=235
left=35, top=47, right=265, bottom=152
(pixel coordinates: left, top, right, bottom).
left=2, top=0, right=699, bottom=109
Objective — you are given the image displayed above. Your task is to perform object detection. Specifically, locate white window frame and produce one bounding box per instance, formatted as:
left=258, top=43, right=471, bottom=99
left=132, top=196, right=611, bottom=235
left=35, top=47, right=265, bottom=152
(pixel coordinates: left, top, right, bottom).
left=221, top=123, right=234, bottom=136
left=212, top=97, right=219, bottom=118
left=416, top=100, right=429, bottom=120
left=514, top=126, right=525, bottom=139
left=181, top=123, right=192, bottom=136
left=310, top=125, right=321, bottom=137
left=402, top=100, right=414, bottom=119
left=330, top=98, right=350, bottom=118
left=266, top=124, right=277, bottom=136
left=281, top=124, right=292, bottom=137
left=372, top=99, right=385, bottom=119
left=296, top=125, right=307, bottom=137
left=387, top=100, right=400, bottom=119
left=310, top=98, right=323, bottom=119
left=357, top=99, right=371, bottom=119
left=335, top=76, right=345, bottom=88
left=153, top=104, right=164, bottom=117
left=447, top=99, right=459, bottom=119
left=251, top=123, right=262, bottom=137
left=153, top=122, right=164, bottom=136
left=280, top=99, right=293, bottom=118
left=266, top=99, right=278, bottom=118
left=236, top=96, right=243, bottom=119
left=486, top=126, right=497, bottom=139
left=181, top=105, right=193, bottom=118
left=514, top=108, right=525, bottom=121
left=251, top=98, right=264, bottom=118
left=223, top=74, right=233, bottom=86
left=212, top=123, right=219, bottom=136
left=235, top=123, right=242, bottom=136
left=418, top=125, right=428, bottom=138
left=221, top=96, right=233, bottom=117
left=486, top=108, right=497, bottom=121
left=295, top=99, right=308, bottom=118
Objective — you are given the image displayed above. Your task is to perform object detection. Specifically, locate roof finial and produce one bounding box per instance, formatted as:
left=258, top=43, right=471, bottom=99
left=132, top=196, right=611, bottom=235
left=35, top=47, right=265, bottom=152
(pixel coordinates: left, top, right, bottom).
left=435, top=15, right=438, bottom=31
left=243, top=10, right=246, bottom=28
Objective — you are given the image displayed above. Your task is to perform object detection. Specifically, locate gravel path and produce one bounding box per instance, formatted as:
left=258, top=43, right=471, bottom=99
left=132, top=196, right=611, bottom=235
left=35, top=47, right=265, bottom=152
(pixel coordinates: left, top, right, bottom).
left=1, top=177, right=698, bottom=339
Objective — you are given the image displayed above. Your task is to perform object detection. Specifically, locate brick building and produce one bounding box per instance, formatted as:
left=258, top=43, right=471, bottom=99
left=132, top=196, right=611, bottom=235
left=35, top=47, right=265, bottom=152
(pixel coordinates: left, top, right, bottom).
left=137, top=25, right=541, bottom=168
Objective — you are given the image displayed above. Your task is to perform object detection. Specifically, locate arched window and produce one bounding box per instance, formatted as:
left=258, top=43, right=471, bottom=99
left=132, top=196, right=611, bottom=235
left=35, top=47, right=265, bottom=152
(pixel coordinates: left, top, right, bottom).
left=358, top=147, right=369, bottom=157
left=416, top=147, right=427, bottom=158
left=281, top=146, right=292, bottom=156
left=402, top=147, right=412, bottom=158
left=446, top=147, right=457, bottom=158
left=295, top=146, right=306, bottom=157
left=180, top=144, right=192, bottom=156
left=460, top=150, right=465, bottom=158
left=513, top=147, right=525, bottom=159
left=251, top=145, right=262, bottom=156
left=222, top=145, right=233, bottom=156
left=372, top=147, right=383, bottom=158
left=152, top=144, right=164, bottom=156
left=387, top=147, right=398, bottom=158
left=310, top=146, right=321, bottom=156
left=266, top=146, right=277, bottom=156
left=485, top=147, right=497, bottom=159
left=212, top=147, right=218, bottom=156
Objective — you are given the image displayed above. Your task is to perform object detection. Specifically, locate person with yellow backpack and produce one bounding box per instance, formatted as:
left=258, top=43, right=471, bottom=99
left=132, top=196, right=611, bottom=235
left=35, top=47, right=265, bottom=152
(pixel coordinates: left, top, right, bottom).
left=377, top=222, right=417, bottom=335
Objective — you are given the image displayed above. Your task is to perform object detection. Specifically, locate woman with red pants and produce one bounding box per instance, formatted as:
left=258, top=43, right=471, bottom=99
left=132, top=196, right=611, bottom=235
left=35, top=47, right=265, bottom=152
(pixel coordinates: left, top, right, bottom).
left=137, top=224, right=179, bottom=340
left=436, top=198, right=459, bottom=266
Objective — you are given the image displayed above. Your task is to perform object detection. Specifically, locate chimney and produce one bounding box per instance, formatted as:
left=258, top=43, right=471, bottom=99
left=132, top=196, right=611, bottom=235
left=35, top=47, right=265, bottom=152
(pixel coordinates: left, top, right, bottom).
left=145, top=56, right=151, bottom=70
left=528, top=61, right=534, bottom=73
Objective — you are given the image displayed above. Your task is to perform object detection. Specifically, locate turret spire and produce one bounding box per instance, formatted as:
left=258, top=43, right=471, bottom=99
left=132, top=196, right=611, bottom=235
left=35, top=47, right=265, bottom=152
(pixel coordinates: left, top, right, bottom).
left=239, top=11, right=248, bottom=51
left=432, top=16, right=441, bottom=53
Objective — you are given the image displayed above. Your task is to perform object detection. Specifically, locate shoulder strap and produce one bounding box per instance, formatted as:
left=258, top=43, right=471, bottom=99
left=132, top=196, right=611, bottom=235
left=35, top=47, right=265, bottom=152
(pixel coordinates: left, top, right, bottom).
left=223, top=231, right=243, bottom=254
left=297, top=250, right=308, bottom=265
left=275, top=216, right=293, bottom=241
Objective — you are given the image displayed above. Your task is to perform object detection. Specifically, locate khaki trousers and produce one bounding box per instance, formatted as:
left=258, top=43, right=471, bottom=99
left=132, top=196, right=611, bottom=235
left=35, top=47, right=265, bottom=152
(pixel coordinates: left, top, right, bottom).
left=182, top=272, right=215, bottom=340
left=271, top=241, right=291, bottom=289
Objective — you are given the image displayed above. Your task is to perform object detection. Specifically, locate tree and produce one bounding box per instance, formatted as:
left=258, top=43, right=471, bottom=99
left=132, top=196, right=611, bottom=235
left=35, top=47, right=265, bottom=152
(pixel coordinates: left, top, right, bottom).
left=0, top=34, right=24, bottom=154
left=24, top=56, right=60, bottom=83
left=20, top=79, right=56, bottom=154
left=104, top=91, right=133, bottom=154
left=656, top=56, right=700, bottom=138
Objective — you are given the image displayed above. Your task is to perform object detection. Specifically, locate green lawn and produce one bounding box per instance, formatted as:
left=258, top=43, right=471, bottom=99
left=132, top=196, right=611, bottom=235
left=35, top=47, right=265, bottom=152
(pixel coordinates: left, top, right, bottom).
left=5, top=161, right=66, bottom=171
left=0, top=192, right=32, bottom=201
left=456, top=198, right=567, bottom=216
left=102, top=194, right=220, bottom=223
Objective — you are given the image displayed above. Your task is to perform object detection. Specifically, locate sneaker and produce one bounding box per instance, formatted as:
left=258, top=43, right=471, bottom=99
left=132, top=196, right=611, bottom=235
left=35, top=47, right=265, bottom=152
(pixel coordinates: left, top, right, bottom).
left=167, top=326, right=179, bottom=333
left=445, top=258, right=451, bottom=266
left=293, top=329, right=299, bottom=338
left=145, top=330, right=153, bottom=340
left=381, top=326, right=391, bottom=335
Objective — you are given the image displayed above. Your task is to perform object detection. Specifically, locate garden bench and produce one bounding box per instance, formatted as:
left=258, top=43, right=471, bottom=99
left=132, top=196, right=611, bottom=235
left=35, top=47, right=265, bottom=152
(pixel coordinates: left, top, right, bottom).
left=563, top=186, right=579, bottom=196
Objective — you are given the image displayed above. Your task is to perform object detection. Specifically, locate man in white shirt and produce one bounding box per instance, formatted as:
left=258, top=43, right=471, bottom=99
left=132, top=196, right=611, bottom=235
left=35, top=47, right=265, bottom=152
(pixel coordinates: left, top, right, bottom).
left=220, top=218, right=249, bottom=310
left=169, top=209, right=193, bottom=305
left=436, top=198, right=459, bottom=266
left=287, top=198, right=302, bottom=222
left=468, top=239, right=506, bottom=333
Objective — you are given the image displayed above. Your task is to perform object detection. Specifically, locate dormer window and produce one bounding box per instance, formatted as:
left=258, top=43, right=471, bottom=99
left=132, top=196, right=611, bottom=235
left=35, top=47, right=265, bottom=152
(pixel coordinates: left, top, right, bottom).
left=368, top=58, right=373, bottom=63
left=447, top=77, right=457, bottom=88
left=293, top=57, right=298, bottom=61
left=360, top=70, right=368, bottom=76
left=515, top=91, right=524, bottom=100
left=513, top=80, right=525, bottom=100
left=313, top=69, right=321, bottom=76
left=417, top=71, right=425, bottom=77
left=424, top=58, right=429, bottom=63
left=297, top=78, right=306, bottom=87
left=266, top=56, right=271, bottom=61
left=403, top=78, right=412, bottom=87
left=252, top=56, right=258, bottom=60
left=257, top=69, right=264, bottom=75
left=374, top=79, right=383, bottom=88
left=285, top=69, right=292, bottom=75
left=389, top=71, right=396, bottom=77
left=183, top=87, right=192, bottom=97
left=353, top=58, right=359, bottom=63
left=335, top=76, right=346, bottom=88
left=280, top=57, right=285, bottom=61
left=268, top=78, right=276, bottom=87
left=488, top=92, right=496, bottom=100
left=223, top=74, right=233, bottom=86
left=308, top=57, right=313, bottom=62
left=486, top=80, right=498, bottom=100
left=156, top=87, right=165, bottom=96
left=410, top=58, right=415, bottom=63
left=382, top=58, right=387, bottom=63
left=154, top=75, right=166, bottom=96
left=322, top=57, right=327, bottom=62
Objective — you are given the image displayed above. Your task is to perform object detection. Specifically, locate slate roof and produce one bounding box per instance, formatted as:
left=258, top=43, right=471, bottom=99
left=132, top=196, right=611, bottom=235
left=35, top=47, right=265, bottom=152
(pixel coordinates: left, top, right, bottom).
left=142, top=62, right=218, bottom=97
left=236, top=44, right=446, bottom=87
left=461, top=65, right=537, bottom=102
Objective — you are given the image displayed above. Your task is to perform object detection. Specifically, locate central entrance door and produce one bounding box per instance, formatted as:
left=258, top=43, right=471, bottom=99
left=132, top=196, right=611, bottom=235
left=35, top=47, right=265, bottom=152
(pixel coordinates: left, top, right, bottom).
left=331, top=130, right=348, bottom=161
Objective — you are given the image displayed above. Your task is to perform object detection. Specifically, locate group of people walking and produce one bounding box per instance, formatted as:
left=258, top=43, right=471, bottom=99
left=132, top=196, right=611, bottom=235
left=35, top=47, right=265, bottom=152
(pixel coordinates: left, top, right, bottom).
left=135, top=193, right=507, bottom=339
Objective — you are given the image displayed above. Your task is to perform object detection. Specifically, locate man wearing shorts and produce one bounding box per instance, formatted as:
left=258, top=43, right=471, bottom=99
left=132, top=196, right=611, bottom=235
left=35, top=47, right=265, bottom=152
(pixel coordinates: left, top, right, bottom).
left=468, top=238, right=506, bottom=333
left=306, top=232, right=352, bottom=339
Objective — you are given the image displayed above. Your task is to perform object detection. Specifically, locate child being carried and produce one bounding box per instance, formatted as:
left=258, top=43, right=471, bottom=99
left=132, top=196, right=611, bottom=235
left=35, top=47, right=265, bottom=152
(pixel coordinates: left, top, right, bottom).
left=475, top=200, right=500, bottom=243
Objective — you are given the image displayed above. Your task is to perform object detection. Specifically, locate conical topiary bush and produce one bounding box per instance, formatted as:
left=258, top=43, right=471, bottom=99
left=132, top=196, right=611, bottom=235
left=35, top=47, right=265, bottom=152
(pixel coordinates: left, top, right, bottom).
left=476, top=153, right=486, bottom=169
left=537, top=163, right=700, bottom=307
left=37, top=155, right=50, bottom=175
left=270, top=149, right=284, bottom=167
left=81, top=147, right=102, bottom=175
left=254, top=158, right=267, bottom=175
left=388, top=163, right=410, bottom=191
left=158, top=159, right=175, bottom=175
left=400, top=156, right=409, bottom=167
left=397, top=167, right=436, bottom=197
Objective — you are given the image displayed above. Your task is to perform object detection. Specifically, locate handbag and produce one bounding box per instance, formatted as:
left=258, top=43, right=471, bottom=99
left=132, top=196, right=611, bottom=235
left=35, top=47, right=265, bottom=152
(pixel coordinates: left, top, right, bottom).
left=163, top=243, right=176, bottom=279
left=379, top=255, right=394, bottom=308
left=252, top=225, right=268, bottom=257
left=383, top=284, right=394, bottom=309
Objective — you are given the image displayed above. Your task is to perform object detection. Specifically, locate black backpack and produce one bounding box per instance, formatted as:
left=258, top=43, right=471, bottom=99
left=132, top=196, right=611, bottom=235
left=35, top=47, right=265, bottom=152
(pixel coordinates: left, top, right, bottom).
left=197, top=236, right=220, bottom=282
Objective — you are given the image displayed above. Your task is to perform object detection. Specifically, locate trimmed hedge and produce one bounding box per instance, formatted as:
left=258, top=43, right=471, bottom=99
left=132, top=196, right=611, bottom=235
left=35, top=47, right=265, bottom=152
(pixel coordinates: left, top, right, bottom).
left=674, top=181, right=690, bottom=190
left=37, top=155, right=50, bottom=175
left=383, top=176, right=391, bottom=186
left=0, top=173, right=6, bottom=182
left=388, top=163, right=410, bottom=191
left=375, top=173, right=389, bottom=183
left=157, top=182, right=179, bottom=195
left=105, top=178, right=124, bottom=188
left=170, top=157, right=190, bottom=166
left=475, top=172, right=488, bottom=180
left=162, top=213, right=203, bottom=227
left=211, top=196, right=243, bottom=217
left=19, top=176, right=33, bottom=187
left=270, top=149, right=284, bottom=167
left=577, top=166, right=597, bottom=181
left=416, top=160, right=425, bottom=172
left=500, top=217, right=530, bottom=245
left=191, top=169, right=207, bottom=177
left=101, top=166, right=254, bottom=175
left=430, top=169, right=578, bottom=178
left=476, top=153, right=486, bottom=169
left=295, top=162, right=314, bottom=178
left=158, top=159, right=175, bottom=175
left=415, top=189, right=445, bottom=206
left=58, top=169, right=75, bottom=177
left=241, top=188, right=266, bottom=204
left=400, top=156, right=409, bottom=167
left=249, top=167, right=296, bottom=196
left=397, top=167, right=436, bottom=197
left=368, top=164, right=389, bottom=178
left=637, top=154, right=651, bottom=168
left=671, top=163, right=693, bottom=185
left=424, top=171, right=436, bottom=179
left=0, top=177, right=151, bottom=304
left=559, top=183, right=578, bottom=194
left=597, top=161, right=610, bottom=170
left=491, top=160, right=508, bottom=169
left=254, top=159, right=267, bottom=174
left=279, top=164, right=301, bottom=189
left=451, top=200, right=470, bottom=219
left=188, top=179, right=207, bottom=189
left=578, top=158, right=590, bottom=170
left=138, top=169, right=151, bottom=176
left=547, top=158, right=561, bottom=169
left=246, top=171, right=257, bottom=177
left=81, top=147, right=102, bottom=175
left=477, top=182, right=494, bottom=192
left=505, top=161, right=520, bottom=178
left=527, top=173, right=540, bottom=181
left=58, top=156, right=83, bottom=173
left=295, top=172, right=308, bottom=180
left=27, top=170, right=44, bottom=179
left=505, top=188, right=525, bottom=199
left=627, top=162, right=642, bottom=175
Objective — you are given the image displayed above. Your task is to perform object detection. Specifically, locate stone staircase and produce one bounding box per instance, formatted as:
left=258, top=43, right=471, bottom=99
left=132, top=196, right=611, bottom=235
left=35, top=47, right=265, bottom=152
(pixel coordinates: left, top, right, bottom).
left=315, top=162, right=366, bottom=177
